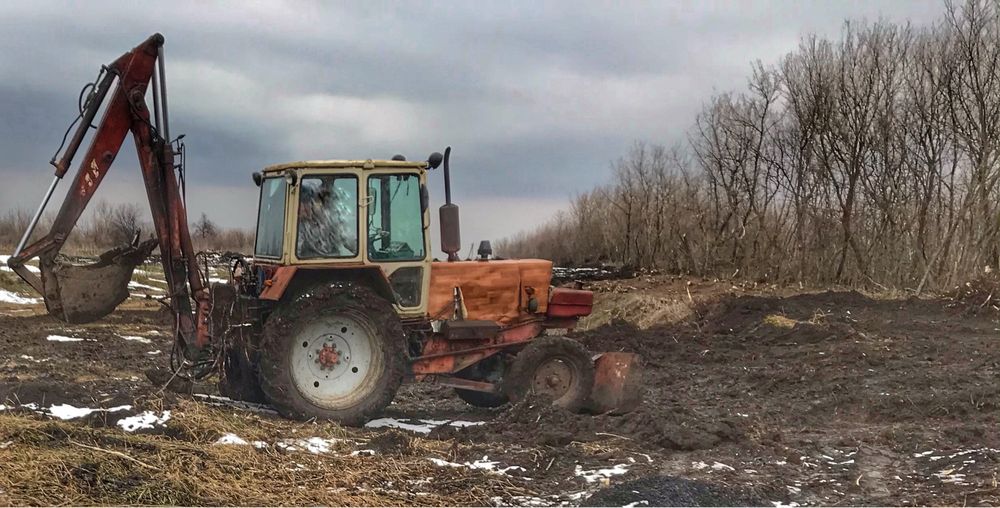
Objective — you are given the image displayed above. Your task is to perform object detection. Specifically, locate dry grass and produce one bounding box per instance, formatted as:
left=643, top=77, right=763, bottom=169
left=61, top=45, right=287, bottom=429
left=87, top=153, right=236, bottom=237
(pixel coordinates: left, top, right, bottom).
left=0, top=401, right=537, bottom=506
left=761, top=314, right=797, bottom=329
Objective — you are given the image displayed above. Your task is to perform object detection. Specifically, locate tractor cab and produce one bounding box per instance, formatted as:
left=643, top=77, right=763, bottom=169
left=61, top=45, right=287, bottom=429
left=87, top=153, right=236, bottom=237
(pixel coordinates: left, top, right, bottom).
left=250, top=159, right=432, bottom=318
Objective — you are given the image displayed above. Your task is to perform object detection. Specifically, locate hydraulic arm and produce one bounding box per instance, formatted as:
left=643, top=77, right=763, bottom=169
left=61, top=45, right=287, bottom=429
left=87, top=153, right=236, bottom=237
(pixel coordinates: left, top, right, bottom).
left=6, top=34, right=210, bottom=358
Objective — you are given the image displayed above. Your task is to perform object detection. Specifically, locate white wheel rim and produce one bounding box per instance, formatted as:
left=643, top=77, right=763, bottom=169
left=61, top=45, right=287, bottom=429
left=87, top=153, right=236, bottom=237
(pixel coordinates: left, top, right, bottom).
left=289, top=311, right=383, bottom=408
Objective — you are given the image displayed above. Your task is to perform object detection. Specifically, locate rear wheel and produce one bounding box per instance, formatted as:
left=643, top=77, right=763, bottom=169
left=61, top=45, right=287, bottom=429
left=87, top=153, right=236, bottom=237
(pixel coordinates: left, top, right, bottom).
left=503, top=336, right=595, bottom=412
left=258, top=285, right=405, bottom=425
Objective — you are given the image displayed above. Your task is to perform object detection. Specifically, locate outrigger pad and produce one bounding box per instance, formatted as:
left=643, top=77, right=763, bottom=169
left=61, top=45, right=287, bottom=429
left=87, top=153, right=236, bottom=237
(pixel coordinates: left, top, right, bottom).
left=587, top=352, right=644, bottom=414
left=40, top=239, right=158, bottom=324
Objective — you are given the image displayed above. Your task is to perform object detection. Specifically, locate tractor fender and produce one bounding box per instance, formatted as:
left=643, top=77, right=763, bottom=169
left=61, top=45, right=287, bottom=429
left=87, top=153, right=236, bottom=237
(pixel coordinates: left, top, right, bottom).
left=259, top=265, right=396, bottom=305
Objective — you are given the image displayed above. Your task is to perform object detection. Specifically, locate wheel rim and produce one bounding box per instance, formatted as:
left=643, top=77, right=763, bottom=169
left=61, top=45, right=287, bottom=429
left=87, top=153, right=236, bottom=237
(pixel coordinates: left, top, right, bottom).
left=531, top=356, right=577, bottom=401
left=289, top=311, right=383, bottom=408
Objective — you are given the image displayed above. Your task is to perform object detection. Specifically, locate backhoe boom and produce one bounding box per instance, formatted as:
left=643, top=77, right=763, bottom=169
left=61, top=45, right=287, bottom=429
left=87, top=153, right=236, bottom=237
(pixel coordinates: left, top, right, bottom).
left=6, top=33, right=210, bottom=357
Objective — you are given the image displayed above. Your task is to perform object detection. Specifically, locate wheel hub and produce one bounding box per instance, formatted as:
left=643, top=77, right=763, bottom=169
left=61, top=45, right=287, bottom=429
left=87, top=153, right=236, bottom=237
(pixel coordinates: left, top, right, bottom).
left=316, top=343, right=341, bottom=369
left=533, top=358, right=574, bottom=398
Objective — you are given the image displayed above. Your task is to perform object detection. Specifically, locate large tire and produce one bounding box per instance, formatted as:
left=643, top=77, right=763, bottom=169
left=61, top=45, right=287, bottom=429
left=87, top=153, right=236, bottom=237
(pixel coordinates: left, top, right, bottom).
left=218, top=343, right=266, bottom=403
left=258, top=284, right=405, bottom=425
left=503, top=336, right=595, bottom=412
left=212, top=282, right=265, bottom=403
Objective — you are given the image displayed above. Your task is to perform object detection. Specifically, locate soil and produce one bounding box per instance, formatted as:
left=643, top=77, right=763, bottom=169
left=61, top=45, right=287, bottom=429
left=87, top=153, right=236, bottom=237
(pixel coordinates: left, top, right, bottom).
left=1, top=275, right=999, bottom=505
left=582, top=475, right=764, bottom=507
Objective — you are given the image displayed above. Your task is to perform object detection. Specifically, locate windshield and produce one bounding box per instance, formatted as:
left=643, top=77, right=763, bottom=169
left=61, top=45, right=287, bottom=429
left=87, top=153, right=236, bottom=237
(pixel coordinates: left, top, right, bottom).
left=254, top=177, right=287, bottom=258
left=296, top=175, right=359, bottom=259
left=367, top=173, right=425, bottom=261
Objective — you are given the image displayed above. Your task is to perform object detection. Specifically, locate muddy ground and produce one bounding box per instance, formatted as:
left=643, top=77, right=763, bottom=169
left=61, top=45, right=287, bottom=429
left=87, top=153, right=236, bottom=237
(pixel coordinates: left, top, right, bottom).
left=0, top=273, right=999, bottom=506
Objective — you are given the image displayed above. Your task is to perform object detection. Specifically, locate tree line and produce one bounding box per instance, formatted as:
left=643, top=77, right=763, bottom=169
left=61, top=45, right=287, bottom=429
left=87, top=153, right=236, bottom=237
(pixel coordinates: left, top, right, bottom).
left=0, top=203, right=253, bottom=255
left=497, top=0, right=1000, bottom=292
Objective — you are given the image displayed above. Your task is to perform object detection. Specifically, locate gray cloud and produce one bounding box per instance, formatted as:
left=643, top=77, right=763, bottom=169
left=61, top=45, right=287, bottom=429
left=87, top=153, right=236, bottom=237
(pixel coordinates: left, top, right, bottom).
left=0, top=0, right=945, bottom=245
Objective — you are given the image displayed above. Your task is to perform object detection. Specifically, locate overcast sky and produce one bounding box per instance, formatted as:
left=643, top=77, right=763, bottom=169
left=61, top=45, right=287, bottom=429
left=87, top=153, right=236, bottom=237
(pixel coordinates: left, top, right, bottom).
left=0, top=1, right=945, bottom=251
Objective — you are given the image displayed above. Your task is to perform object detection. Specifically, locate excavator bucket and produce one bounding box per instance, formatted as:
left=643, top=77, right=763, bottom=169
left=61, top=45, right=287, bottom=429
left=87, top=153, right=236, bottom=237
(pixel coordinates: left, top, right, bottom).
left=39, top=239, right=157, bottom=324
left=587, top=352, right=644, bottom=414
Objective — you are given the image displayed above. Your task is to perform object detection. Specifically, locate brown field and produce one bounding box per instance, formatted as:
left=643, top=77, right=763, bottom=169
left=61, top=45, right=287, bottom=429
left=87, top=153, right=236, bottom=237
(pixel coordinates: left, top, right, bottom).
left=1, top=271, right=998, bottom=506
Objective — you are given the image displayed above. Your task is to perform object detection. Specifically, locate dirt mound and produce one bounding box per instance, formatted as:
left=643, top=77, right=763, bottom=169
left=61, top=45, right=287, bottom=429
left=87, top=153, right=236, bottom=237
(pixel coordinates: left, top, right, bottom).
left=573, top=319, right=672, bottom=367
left=948, top=274, right=1000, bottom=315
left=583, top=475, right=765, bottom=507
left=431, top=395, right=742, bottom=452
left=366, top=429, right=414, bottom=455
left=699, top=290, right=871, bottom=333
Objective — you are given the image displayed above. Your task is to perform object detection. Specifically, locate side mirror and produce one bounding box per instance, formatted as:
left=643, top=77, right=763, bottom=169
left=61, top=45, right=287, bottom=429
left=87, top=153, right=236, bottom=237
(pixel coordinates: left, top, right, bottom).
left=252, top=172, right=262, bottom=187
left=427, top=152, right=443, bottom=170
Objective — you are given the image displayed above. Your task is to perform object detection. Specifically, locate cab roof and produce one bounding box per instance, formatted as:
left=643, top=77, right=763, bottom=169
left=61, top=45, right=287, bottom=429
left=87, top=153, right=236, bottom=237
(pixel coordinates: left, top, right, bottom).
left=262, top=159, right=428, bottom=173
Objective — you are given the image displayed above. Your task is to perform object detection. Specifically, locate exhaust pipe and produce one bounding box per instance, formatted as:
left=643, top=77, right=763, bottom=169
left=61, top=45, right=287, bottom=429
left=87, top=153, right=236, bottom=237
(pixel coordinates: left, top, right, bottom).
left=438, top=146, right=461, bottom=262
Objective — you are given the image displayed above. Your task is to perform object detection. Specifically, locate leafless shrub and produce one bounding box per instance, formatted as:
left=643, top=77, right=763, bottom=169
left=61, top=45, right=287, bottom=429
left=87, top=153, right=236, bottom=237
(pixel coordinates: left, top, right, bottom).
left=499, top=0, right=1000, bottom=293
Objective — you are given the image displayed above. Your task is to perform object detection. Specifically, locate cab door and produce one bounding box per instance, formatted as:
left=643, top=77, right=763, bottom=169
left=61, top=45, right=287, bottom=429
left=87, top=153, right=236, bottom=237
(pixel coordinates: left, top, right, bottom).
left=363, top=171, right=431, bottom=318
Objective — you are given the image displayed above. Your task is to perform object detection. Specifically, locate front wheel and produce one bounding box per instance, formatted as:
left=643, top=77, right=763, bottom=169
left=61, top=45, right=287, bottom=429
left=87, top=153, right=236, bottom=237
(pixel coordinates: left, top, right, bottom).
left=503, top=336, right=595, bottom=412
left=258, top=285, right=405, bottom=425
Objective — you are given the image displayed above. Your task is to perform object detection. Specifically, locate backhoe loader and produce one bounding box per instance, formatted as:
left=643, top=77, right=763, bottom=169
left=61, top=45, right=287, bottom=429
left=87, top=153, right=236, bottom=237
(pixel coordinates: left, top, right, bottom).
left=7, top=34, right=642, bottom=425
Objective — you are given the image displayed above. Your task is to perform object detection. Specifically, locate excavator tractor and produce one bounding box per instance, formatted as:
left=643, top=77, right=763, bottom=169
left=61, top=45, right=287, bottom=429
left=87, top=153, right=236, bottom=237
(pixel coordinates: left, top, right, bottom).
left=9, top=34, right=643, bottom=426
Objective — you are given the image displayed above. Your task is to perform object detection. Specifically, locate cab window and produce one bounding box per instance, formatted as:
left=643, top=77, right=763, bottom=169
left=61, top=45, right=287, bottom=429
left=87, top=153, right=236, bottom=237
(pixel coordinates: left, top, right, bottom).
left=254, top=177, right=286, bottom=258
left=367, top=174, right=425, bottom=261
left=296, top=175, right=358, bottom=259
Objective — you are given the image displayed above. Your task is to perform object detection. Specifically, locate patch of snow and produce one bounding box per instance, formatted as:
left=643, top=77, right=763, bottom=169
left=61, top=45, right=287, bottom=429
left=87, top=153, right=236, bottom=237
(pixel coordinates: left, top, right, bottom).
left=350, top=449, right=376, bottom=456
left=0, top=290, right=39, bottom=305
left=192, top=393, right=277, bottom=414
left=492, top=496, right=558, bottom=507
left=4, top=403, right=132, bottom=420
left=428, top=457, right=463, bottom=468
left=215, top=433, right=250, bottom=446
left=934, top=469, right=968, bottom=485
left=128, top=281, right=164, bottom=291
left=692, top=460, right=735, bottom=471
left=427, top=456, right=524, bottom=476
left=119, top=335, right=152, bottom=344
left=623, top=502, right=649, bottom=508
left=772, top=502, right=801, bottom=507
left=19, top=354, right=48, bottom=363
left=574, top=463, right=630, bottom=483
left=469, top=455, right=526, bottom=474
left=117, top=410, right=171, bottom=432
left=147, top=350, right=161, bottom=355
left=48, top=404, right=99, bottom=420
left=46, top=335, right=93, bottom=342
left=276, top=437, right=346, bottom=454
left=0, top=256, right=40, bottom=273
left=365, top=417, right=484, bottom=434
left=0, top=440, right=11, bottom=449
